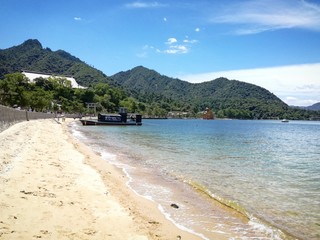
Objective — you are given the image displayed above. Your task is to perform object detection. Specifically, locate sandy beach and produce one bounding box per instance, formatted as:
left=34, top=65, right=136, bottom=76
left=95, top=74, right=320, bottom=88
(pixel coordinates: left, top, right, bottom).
left=0, top=119, right=201, bottom=240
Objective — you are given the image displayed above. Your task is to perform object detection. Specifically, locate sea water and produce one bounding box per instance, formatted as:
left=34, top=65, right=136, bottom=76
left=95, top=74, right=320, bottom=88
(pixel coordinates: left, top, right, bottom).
left=70, top=119, right=320, bottom=239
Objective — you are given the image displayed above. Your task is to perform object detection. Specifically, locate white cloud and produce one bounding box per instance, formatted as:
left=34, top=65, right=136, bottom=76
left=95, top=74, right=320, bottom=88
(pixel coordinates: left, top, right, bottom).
left=163, top=17, right=167, bottom=22
left=212, top=0, right=320, bottom=34
left=74, top=17, right=82, bottom=21
left=183, top=39, right=198, bottom=44
left=195, top=27, right=200, bottom=32
left=166, top=38, right=177, bottom=45
left=164, top=45, right=189, bottom=54
left=125, top=1, right=165, bottom=9
left=178, top=63, right=320, bottom=106
left=160, top=37, right=198, bottom=54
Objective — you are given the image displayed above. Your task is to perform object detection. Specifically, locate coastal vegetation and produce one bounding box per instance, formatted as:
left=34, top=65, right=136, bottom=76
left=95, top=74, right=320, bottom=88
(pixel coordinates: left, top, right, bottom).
left=0, top=72, right=136, bottom=114
left=1, top=39, right=319, bottom=120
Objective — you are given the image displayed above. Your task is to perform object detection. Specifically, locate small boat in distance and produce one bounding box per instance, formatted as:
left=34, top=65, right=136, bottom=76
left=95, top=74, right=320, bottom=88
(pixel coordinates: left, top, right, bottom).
left=80, top=108, right=142, bottom=126
left=281, top=119, right=289, bottom=123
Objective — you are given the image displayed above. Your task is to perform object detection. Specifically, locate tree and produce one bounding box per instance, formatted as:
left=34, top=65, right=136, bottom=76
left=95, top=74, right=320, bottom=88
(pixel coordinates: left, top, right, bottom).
left=34, top=77, right=54, bottom=91
left=74, top=88, right=95, bottom=104
left=120, top=97, right=138, bottom=113
left=93, top=83, right=110, bottom=96
left=0, top=73, right=30, bottom=107
left=27, top=88, right=53, bottom=111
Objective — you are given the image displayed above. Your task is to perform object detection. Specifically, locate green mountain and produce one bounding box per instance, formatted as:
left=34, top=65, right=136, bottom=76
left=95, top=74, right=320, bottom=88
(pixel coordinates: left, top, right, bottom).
left=0, top=39, right=114, bottom=87
left=111, top=66, right=190, bottom=99
left=111, top=66, right=289, bottom=119
left=1, top=39, right=318, bottom=119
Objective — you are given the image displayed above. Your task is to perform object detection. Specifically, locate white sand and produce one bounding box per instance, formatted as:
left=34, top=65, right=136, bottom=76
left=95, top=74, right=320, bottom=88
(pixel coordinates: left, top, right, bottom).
left=0, top=119, right=201, bottom=240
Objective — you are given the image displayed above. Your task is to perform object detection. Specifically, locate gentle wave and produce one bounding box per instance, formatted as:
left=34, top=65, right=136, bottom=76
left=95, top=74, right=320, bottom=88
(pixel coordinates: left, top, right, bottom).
left=69, top=119, right=320, bottom=240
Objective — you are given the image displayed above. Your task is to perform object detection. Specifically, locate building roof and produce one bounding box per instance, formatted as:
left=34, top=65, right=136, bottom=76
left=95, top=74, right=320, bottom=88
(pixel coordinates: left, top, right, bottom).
left=21, top=70, right=86, bottom=89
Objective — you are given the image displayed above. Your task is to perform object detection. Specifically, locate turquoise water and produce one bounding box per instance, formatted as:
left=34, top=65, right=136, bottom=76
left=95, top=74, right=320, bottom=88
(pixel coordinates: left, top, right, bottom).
left=71, top=119, right=320, bottom=239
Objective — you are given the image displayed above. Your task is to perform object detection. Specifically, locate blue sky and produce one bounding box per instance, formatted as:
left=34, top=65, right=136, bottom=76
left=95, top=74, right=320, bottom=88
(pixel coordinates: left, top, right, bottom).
left=1, top=0, right=320, bottom=106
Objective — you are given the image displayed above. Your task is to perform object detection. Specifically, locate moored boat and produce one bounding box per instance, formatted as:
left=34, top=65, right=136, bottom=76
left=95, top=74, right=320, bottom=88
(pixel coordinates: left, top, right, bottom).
left=80, top=108, right=142, bottom=126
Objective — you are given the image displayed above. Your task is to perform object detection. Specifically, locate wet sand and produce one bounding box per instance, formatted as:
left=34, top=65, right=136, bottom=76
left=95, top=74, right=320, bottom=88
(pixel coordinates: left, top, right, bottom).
left=0, top=119, right=201, bottom=239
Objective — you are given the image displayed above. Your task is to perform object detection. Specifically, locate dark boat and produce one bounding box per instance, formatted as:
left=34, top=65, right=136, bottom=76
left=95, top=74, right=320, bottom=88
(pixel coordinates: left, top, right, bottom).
left=80, top=108, right=142, bottom=126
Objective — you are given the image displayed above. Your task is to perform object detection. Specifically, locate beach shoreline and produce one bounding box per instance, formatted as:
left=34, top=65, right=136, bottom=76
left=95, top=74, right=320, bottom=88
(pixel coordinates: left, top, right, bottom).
left=0, top=119, right=201, bottom=239
left=69, top=119, right=303, bottom=240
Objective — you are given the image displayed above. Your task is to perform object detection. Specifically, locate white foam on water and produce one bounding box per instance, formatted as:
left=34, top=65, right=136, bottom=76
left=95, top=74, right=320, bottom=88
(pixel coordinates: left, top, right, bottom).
left=69, top=121, right=87, bottom=140
left=248, top=217, right=284, bottom=240
left=100, top=151, right=117, bottom=163
left=121, top=167, right=155, bottom=202
left=118, top=165, right=209, bottom=240
left=157, top=204, right=210, bottom=240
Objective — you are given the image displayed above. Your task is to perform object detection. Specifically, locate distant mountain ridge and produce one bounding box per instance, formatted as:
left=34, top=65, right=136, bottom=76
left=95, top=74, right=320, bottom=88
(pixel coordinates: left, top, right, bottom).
left=111, top=66, right=290, bottom=119
left=0, top=39, right=114, bottom=87
left=305, top=102, right=320, bottom=111
left=293, top=102, right=320, bottom=111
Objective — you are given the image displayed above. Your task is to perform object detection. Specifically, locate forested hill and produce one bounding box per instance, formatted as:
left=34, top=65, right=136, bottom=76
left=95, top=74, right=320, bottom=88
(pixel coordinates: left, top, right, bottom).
left=1, top=39, right=318, bottom=119
left=111, top=66, right=191, bottom=100
left=112, top=66, right=283, bottom=102
left=0, top=39, right=114, bottom=87
left=111, top=66, right=289, bottom=119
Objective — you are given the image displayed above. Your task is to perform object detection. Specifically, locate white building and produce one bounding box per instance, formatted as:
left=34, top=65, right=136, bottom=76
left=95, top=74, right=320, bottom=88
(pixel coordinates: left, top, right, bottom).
left=22, top=70, right=86, bottom=89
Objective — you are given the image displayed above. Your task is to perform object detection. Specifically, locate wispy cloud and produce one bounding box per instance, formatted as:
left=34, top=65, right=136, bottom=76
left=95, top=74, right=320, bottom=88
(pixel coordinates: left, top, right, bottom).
left=162, top=37, right=197, bottom=54
left=164, top=45, right=189, bottom=54
left=178, top=63, right=320, bottom=106
left=139, top=37, right=198, bottom=56
left=183, top=39, right=198, bottom=44
left=74, top=17, right=82, bottom=21
left=136, top=45, right=160, bottom=58
left=125, top=1, right=166, bottom=9
left=212, top=0, right=320, bottom=35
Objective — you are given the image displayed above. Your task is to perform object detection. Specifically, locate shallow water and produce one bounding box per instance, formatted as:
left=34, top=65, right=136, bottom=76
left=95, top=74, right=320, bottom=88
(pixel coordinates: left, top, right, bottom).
left=70, top=119, right=320, bottom=240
